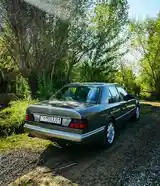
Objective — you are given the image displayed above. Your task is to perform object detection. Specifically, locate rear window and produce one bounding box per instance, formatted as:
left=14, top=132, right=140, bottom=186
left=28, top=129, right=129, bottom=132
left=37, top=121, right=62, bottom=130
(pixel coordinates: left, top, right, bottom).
left=51, top=86, right=100, bottom=104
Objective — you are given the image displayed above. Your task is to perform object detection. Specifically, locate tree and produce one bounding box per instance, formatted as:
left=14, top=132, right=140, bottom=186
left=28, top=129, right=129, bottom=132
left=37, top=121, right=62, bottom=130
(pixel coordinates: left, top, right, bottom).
left=0, top=0, right=71, bottom=97
left=0, top=0, right=91, bottom=97
left=0, top=0, right=129, bottom=99
left=130, top=14, right=160, bottom=96
left=0, top=37, right=17, bottom=93
left=115, top=63, right=140, bottom=95
left=73, top=0, right=129, bottom=82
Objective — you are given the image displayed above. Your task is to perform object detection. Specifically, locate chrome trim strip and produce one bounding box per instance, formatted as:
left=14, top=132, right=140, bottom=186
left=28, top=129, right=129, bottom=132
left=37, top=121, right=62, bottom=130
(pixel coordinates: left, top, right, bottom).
left=82, top=126, right=105, bottom=138
left=24, top=124, right=105, bottom=142
left=116, top=107, right=136, bottom=120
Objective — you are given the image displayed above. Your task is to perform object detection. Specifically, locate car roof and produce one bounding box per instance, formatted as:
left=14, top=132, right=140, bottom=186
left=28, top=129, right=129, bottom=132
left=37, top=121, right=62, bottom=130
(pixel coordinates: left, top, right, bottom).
left=66, top=82, right=118, bottom=87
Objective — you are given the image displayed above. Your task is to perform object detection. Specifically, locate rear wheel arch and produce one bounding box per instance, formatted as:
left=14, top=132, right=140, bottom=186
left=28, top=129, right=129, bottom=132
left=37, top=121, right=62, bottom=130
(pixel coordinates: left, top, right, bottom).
left=107, top=116, right=116, bottom=131
left=108, top=116, right=116, bottom=125
left=101, top=116, right=116, bottom=148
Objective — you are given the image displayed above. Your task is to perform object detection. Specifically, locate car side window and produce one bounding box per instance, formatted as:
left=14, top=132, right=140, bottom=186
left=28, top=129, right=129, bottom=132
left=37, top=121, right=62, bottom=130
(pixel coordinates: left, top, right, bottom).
left=117, top=86, right=127, bottom=100
left=108, top=85, right=121, bottom=103
left=101, top=86, right=112, bottom=104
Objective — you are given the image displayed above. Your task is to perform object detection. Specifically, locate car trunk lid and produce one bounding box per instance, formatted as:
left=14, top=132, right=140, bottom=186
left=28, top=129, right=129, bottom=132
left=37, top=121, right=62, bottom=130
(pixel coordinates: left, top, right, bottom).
left=27, top=100, right=94, bottom=118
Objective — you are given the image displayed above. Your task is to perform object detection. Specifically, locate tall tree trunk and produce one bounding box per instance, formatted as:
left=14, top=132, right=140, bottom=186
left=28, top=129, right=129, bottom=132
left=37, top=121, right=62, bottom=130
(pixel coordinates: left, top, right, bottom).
left=28, top=73, right=38, bottom=98
left=66, top=64, right=74, bottom=83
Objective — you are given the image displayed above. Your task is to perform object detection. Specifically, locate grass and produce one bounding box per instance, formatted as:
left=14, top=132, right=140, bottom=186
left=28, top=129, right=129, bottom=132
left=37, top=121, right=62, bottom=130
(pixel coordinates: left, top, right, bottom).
left=9, top=172, right=78, bottom=186
left=0, top=133, right=51, bottom=154
left=140, top=104, right=153, bottom=115
left=140, top=101, right=160, bottom=115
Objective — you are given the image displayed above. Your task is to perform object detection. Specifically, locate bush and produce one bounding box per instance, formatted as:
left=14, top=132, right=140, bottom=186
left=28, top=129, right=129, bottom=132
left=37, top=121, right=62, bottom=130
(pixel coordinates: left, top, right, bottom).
left=0, top=93, right=17, bottom=108
left=36, top=73, right=57, bottom=100
left=16, top=75, right=31, bottom=99
left=0, top=99, right=37, bottom=137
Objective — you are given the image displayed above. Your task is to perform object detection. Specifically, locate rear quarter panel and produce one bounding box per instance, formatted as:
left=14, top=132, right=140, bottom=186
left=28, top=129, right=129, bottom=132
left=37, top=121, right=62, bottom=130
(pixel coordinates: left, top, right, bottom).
left=77, top=105, right=107, bottom=132
left=77, top=103, right=122, bottom=132
left=78, top=103, right=124, bottom=133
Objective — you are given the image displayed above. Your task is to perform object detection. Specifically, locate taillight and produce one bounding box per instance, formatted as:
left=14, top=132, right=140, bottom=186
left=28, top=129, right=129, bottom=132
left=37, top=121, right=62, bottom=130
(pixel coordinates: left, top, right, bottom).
left=26, top=113, right=29, bottom=121
left=26, top=112, right=33, bottom=121
left=69, top=119, right=88, bottom=129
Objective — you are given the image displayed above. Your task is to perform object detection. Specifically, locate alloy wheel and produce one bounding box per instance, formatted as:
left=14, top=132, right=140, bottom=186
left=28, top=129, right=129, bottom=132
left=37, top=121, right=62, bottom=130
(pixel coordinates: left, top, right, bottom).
left=107, top=122, right=115, bottom=144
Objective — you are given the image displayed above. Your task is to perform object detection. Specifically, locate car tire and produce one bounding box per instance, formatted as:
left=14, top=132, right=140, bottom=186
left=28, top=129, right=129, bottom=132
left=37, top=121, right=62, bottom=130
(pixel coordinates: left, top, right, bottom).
left=132, top=106, right=140, bottom=121
left=102, top=120, right=116, bottom=148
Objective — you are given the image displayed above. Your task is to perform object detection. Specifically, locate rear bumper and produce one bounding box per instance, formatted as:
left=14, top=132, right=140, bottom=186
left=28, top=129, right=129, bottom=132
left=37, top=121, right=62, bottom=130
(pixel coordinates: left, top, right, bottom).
left=24, top=123, right=105, bottom=143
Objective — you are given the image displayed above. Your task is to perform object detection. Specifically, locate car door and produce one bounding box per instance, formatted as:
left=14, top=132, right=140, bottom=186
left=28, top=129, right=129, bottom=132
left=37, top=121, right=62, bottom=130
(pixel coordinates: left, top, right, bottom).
left=116, top=85, right=136, bottom=119
left=107, top=85, right=125, bottom=122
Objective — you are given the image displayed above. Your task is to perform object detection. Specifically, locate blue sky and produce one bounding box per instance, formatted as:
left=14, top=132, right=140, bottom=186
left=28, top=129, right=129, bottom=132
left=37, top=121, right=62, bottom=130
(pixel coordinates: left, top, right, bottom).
left=128, top=0, right=160, bottom=19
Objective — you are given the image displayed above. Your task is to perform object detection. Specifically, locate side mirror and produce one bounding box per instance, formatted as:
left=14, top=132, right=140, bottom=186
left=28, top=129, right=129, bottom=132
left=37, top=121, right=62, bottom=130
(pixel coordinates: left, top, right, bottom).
left=108, top=97, right=114, bottom=103
left=124, top=94, right=135, bottom=101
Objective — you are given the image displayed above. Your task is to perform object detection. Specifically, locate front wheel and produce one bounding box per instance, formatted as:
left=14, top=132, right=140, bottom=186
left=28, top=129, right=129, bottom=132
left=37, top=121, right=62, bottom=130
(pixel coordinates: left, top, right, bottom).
left=102, top=120, right=116, bottom=148
left=132, top=106, right=140, bottom=121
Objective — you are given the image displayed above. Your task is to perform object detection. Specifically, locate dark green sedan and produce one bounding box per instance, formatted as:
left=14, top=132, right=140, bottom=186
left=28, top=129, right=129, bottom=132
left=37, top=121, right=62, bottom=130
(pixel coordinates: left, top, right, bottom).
left=24, top=83, right=140, bottom=147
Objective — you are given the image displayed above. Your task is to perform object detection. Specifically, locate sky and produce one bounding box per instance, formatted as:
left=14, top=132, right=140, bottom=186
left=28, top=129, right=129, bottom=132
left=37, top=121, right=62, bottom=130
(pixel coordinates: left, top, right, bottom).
left=128, top=0, right=160, bottom=20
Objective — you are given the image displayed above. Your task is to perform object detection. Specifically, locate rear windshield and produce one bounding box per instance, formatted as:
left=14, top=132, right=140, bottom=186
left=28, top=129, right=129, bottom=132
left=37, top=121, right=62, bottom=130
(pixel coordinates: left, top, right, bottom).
left=51, top=86, right=100, bottom=104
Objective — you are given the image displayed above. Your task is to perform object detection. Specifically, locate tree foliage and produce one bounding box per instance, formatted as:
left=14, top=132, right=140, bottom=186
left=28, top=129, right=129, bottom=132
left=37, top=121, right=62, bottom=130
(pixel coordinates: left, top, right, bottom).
left=0, top=0, right=129, bottom=99
left=115, top=63, right=140, bottom=95
left=130, top=14, right=160, bottom=97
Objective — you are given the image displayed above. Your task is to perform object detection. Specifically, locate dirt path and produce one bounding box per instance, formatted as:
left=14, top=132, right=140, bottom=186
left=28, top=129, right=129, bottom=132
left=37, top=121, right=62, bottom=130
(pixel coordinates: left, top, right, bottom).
left=1, top=102, right=160, bottom=186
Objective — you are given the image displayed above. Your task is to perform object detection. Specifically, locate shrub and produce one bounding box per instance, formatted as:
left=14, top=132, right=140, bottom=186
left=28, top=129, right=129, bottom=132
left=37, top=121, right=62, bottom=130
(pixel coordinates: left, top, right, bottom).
left=16, top=75, right=31, bottom=99
left=36, top=73, right=57, bottom=100
left=140, top=91, right=152, bottom=100
left=0, top=99, right=37, bottom=137
left=0, top=93, right=17, bottom=107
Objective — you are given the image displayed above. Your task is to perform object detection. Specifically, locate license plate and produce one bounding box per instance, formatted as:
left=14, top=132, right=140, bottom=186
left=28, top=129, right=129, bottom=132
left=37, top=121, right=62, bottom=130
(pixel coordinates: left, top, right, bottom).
left=40, top=116, right=61, bottom=124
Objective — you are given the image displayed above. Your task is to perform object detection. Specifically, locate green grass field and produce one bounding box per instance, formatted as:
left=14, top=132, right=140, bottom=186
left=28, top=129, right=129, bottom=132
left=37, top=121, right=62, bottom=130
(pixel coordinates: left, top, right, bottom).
left=0, top=133, right=51, bottom=153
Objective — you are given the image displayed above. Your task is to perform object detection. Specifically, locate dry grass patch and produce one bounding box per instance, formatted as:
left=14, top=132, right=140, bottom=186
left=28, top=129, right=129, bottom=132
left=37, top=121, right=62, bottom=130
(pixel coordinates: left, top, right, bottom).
left=9, top=167, right=78, bottom=186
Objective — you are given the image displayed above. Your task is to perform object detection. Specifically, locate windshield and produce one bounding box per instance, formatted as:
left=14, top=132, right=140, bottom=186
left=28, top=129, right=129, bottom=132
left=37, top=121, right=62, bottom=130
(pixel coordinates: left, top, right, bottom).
left=50, top=86, right=100, bottom=104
